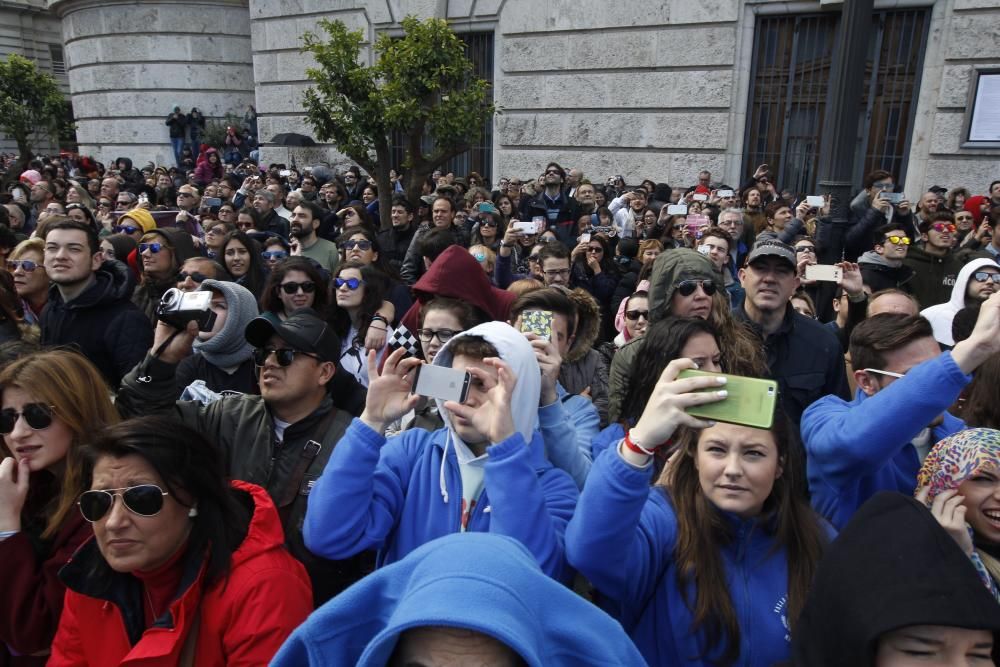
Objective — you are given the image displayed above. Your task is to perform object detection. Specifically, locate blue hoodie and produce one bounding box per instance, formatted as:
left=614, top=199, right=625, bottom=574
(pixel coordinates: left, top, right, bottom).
left=272, top=533, right=647, bottom=666
left=566, top=446, right=803, bottom=667
left=304, top=322, right=579, bottom=581
left=801, top=350, right=969, bottom=529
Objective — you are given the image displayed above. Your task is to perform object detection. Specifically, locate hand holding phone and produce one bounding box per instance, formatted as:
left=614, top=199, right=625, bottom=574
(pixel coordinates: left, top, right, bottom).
left=677, top=369, right=778, bottom=429
left=360, top=348, right=423, bottom=433
left=519, top=309, right=554, bottom=342
left=667, top=204, right=688, bottom=216
left=626, top=359, right=728, bottom=449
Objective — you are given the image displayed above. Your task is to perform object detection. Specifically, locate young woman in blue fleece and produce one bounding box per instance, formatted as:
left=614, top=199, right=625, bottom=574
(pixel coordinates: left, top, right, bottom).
left=303, top=321, right=579, bottom=582
left=567, top=357, right=830, bottom=667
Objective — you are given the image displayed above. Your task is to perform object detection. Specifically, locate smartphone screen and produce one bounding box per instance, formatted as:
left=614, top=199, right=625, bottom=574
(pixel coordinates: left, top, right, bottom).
left=806, top=196, right=825, bottom=208
left=677, top=370, right=778, bottom=429
left=804, top=265, right=843, bottom=282
left=667, top=204, right=688, bottom=215
left=519, top=309, right=553, bottom=341
left=412, top=364, right=471, bottom=404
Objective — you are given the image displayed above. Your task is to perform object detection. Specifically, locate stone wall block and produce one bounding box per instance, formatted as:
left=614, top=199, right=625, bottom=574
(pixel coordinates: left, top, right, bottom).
left=953, top=0, right=1000, bottom=9
left=928, top=111, right=969, bottom=153
left=499, top=71, right=731, bottom=109
left=257, top=114, right=316, bottom=140
left=447, top=0, right=473, bottom=19
left=501, top=36, right=567, bottom=72
left=255, top=83, right=310, bottom=114
left=668, top=152, right=727, bottom=183
left=475, top=0, right=504, bottom=16
left=61, top=8, right=106, bottom=40
left=190, top=35, right=254, bottom=63
left=497, top=148, right=698, bottom=183
left=650, top=112, right=729, bottom=149
left=937, top=65, right=972, bottom=108
left=255, top=12, right=368, bottom=53
left=568, top=31, right=656, bottom=70
left=250, top=0, right=361, bottom=20
left=654, top=27, right=736, bottom=67
left=668, top=0, right=738, bottom=24
left=946, top=15, right=1000, bottom=59
left=499, top=0, right=670, bottom=33
left=254, top=51, right=318, bottom=84
left=923, top=159, right=1000, bottom=193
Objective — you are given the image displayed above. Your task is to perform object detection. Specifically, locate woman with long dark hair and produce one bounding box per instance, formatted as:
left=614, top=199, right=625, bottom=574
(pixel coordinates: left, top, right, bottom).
left=48, top=416, right=312, bottom=665
left=220, top=230, right=267, bottom=298
left=259, top=257, right=330, bottom=320
left=570, top=234, right=619, bottom=332
left=331, top=261, right=390, bottom=388
left=568, top=355, right=827, bottom=666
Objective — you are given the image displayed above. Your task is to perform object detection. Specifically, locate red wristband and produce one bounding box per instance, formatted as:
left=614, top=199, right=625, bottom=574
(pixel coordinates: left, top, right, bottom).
left=623, top=430, right=656, bottom=457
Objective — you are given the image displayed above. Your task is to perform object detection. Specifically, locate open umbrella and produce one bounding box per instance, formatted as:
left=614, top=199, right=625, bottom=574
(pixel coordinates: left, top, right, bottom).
left=270, top=133, right=317, bottom=147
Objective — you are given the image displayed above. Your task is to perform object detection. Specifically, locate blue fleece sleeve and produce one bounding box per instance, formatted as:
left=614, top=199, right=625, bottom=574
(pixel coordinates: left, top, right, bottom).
left=802, top=352, right=970, bottom=489
left=303, top=418, right=414, bottom=559
left=538, top=394, right=599, bottom=489
left=566, top=444, right=676, bottom=607
left=485, top=432, right=579, bottom=582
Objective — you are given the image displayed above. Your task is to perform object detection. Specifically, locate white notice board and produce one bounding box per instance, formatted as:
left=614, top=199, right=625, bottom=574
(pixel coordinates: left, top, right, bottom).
left=964, top=70, right=1000, bottom=147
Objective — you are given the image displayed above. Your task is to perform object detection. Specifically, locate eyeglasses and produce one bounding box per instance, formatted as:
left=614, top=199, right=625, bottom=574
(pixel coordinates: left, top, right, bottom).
left=542, top=269, right=570, bottom=278
left=673, top=224, right=686, bottom=231
left=871, top=182, right=894, bottom=191
left=973, top=271, right=1000, bottom=284
left=884, top=235, right=911, bottom=245
left=113, top=225, right=140, bottom=235
left=280, top=280, right=316, bottom=294
left=545, top=169, right=561, bottom=176
left=0, top=403, right=55, bottom=434
left=6, top=259, right=39, bottom=272
left=719, top=218, right=743, bottom=227
left=335, top=277, right=364, bottom=290
left=794, top=246, right=816, bottom=254
left=625, top=309, right=649, bottom=321
left=205, top=226, right=227, bottom=236
left=675, top=280, right=717, bottom=297
left=863, top=367, right=905, bottom=379
left=177, top=192, right=194, bottom=198
left=931, top=223, right=957, bottom=234
left=78, top=485, right=170, bottom=522
left=252, top=347, right=319, bottom=366
left=177, top=271, right=209, bottom=283
left=481, top=220, right=498, bottom=227
left=116, top=200, right=131, bottom=207
left=139, top=242, right=166, bottom=254
left=341, top=240, right=372, bottom=251
left=262, top=250, right=289, bottom=261
left=586, top=247, right=603, bottom=254
left=417, top=328, right=458, bottom=344
left=98, top=201, right=112, bottom=208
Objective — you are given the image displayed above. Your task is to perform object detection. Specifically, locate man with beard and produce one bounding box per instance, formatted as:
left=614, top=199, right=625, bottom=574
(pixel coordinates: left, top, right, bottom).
left=292, top=200, right=339, bottom=274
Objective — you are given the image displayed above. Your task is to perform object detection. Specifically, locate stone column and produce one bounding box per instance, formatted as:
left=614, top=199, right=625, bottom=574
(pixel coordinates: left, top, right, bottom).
left=51, top=0, right=255, bottom=168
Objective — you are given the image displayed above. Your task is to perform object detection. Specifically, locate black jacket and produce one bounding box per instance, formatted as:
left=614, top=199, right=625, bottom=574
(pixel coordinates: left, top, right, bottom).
left=377, top=224, right=416, bottom=275
left=793, top=492, right=1000, bottom=666
left=164, top=112, right=187, bottom=139
left=858, top=250, right=915, bottom=294
left=518, top=191, right=579, bottom=245
left=40, top=260, right=152, bottom=388
left=260, top=209, right=290, bottom=239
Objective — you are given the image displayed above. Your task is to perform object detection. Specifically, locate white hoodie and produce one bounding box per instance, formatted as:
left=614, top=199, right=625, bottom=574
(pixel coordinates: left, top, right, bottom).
left=921, top=257, right=999, bottom=346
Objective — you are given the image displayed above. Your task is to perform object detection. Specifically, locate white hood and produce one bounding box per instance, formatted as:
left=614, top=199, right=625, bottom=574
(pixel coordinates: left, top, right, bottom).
left=921, top=257, right=999, bottom=346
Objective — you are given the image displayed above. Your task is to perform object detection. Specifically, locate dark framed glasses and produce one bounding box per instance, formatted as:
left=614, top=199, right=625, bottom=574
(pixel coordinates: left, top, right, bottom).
left=0, top=403, right=55, bottom=434
left=280, top=281, right=316, bottom=295
left=794, top=246, right=816, bottom=254
left=341, top=240, right=372, bottom=251
left=6, top=259, right=40, bottom=273
left=113, top=225, right=140, bottom=235
left=176, top=271, right=209, bottom=283
left=931, top=223, right=957, bottom=234
left=335, top=277, right=363, bottom=290
left=252, top=347, right=319, bottom=366
left=98, top=201, right=113, bottom=208
left=480, top=220, right=498, bottom=227
left=78, top=485, right=169, bottom=522
left=417, top=328, right=458, bottom=344
left=675, top=280, right=717, bottom=297
left=884, top=235, right=911, bottom=245
left=625, top=309, right=649, bottom=321
left=973, top=272, right=1000, bottom=284
left=262, top=250, right=288, bottom=261
left=139, top=242, right=165, bottom=254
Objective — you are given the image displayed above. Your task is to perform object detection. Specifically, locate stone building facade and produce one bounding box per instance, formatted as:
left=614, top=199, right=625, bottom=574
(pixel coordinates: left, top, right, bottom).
left=7, top=0, right=1000, bottom=195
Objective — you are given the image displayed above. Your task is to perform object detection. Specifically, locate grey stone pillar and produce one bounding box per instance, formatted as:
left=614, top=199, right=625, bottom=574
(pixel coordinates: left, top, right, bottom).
left=51, top=0, right=254, bottom=168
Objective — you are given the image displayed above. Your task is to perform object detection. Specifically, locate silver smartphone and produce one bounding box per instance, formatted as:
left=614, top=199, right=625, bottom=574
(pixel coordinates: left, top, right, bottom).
left=805, top=264, right=843, bottom=282
left=412, top=364, right=471, bottom=404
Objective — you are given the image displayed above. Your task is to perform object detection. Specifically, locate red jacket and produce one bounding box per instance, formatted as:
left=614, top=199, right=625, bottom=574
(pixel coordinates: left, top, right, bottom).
left=48, top=481, right=313, bottom=667
left=0, top=472, right=91, bottom=667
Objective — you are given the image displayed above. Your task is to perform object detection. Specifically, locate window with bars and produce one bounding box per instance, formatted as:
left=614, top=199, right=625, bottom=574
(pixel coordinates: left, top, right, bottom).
left=389, top=30, right=494, bottom=183
left=742, top=10, right=929, bottom=194
left=49, top=44, right=66, bottom=75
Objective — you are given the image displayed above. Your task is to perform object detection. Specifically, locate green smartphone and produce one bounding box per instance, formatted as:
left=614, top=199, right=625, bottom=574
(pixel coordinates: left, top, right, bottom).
left=677, top=370, right=779, bottom=430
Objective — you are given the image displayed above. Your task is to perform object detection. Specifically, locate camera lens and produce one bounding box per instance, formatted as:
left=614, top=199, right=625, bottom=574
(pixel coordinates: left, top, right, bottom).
left=160, top=288, right=182, bottom=310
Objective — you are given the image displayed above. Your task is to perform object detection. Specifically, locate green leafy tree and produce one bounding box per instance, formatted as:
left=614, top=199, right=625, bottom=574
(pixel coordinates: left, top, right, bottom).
left=302, top=16, right=495, bottom=229
left=0, top=54, right=68, bottom=186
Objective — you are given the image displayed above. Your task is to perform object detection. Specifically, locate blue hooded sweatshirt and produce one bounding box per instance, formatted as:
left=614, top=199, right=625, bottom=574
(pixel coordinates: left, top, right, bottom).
left=566, top=445, right=807, bottom=667
left=801, top=350, right=968, bottom=529
left=304, top=322, right=579, bottom=582
left=271, top=533, right=647, bottom=666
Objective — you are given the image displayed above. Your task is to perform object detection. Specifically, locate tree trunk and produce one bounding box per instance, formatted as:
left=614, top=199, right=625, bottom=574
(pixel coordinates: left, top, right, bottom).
left=373, top=143, right=394, bottom=230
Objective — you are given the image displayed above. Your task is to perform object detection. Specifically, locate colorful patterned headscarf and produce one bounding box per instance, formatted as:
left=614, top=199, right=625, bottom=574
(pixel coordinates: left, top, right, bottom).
left=916, top=428, right=1000, bottom=502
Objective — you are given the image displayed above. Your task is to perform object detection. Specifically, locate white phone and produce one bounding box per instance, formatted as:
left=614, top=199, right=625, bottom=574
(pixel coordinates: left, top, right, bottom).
left=805, top=264, right=842, bottom=282
left=667, top=204, right=688, bottom=215
left=578, top=233, right=591, bottom=244
left=412, top=364, right=471, bottom=404
left=512, top=220, right=543, bottom=235
left=806, top=195, right=825, bottom=208
left=717, top=190, right=735, bottom=198
left=692, top=194, right=708, bottom=202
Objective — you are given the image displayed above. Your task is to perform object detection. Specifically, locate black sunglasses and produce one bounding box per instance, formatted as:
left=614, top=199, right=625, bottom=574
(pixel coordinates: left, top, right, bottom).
left=113, top=225, right=140, bottom=235
left=280, top=281, right=316, bottom=295
left=341, top=239, right=372, bottom=251
left=624, top=309, right=649, bottom=321
left=252, top=347, right=319, bottom=366
left=675, top=280, right=717, bottom=297
left=0, top=403, right=55, bottom=434
left=177, top=271, right=209, bottom=283
left=78, top=485, right=170, bottom=522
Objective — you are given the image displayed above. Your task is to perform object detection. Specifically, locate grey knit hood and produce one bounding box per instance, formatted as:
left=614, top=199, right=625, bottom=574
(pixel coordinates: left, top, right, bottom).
left=192, top=279, right=260, bottom=367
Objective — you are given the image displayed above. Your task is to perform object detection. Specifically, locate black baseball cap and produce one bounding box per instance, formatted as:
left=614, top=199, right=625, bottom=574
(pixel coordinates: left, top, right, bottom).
left=244, top=308, right=340, bottom=363
left=746, top=239, right=797, bottom=269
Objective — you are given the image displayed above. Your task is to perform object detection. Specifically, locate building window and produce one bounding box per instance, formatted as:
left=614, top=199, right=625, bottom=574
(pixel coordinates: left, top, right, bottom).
left=743, top=10, right=929, bottom=193
left=49, top=44, right=66, bottom=75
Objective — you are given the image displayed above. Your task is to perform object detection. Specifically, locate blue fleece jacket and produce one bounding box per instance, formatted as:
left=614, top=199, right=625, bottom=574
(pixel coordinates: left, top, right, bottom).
left=537, top=383, right=600, bottom=489
left=272, top=533, right=647, bottom=666
left=304, top=418, right=578, bottom=582
left=801, top=350, right=969, bottom=529
left=566, top=446, right=802, bottom=667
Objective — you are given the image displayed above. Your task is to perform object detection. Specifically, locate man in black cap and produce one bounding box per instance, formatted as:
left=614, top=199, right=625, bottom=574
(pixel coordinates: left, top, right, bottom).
left=736, top=239, right=850, bottom=425
left=116, top=308, right=366, bottom=604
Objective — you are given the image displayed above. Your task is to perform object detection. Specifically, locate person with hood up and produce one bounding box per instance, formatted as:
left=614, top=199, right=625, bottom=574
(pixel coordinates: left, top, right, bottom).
left=903, top=211, right=991, bottom=310
left=792, top=491, right=1000, bottom=667
left=303, top=321, right=580, bottom=582
left=193, top=148, right=223, bottom=187
left=172, top=279, right=260, bottom=397
left=858, top=222, right=917, bottom=294
left=271, top=533, right=647, bottom=667
left=921, top=257, right=1000, bottom=347
left=608, top=249, right=767, bottom=422
left=40, top=220, right=152, bottom=388
left=916, top=428, right=1000, bottom=601
left=132, top=227, right=199, bottom=325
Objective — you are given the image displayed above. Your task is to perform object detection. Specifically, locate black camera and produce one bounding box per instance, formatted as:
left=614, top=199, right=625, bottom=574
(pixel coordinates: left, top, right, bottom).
left=156, top=288, right=216, bottom=332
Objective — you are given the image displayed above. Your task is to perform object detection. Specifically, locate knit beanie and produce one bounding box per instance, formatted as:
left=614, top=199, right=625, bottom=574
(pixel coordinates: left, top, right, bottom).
left=119, top=208, right=156, bottom=233
left=192, top=279, right=259, bottom=367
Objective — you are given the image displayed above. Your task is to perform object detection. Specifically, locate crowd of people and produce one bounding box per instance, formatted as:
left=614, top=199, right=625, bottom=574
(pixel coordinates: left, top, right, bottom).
left=1, top=147, right=1000, bottom=666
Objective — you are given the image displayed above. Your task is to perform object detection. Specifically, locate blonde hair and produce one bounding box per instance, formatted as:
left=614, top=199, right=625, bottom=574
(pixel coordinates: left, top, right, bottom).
left=9, top=238, right=45, bottom=262
left=0, top=350, right=119, bottom=538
